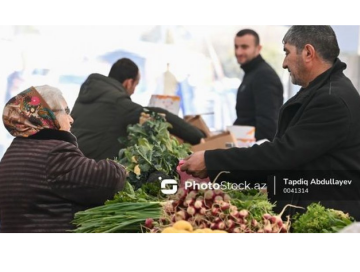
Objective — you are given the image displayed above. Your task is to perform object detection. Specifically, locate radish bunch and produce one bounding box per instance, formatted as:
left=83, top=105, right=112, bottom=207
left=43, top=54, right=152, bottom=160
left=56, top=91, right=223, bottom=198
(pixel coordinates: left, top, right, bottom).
left=150, top=184, right=291, bottom=233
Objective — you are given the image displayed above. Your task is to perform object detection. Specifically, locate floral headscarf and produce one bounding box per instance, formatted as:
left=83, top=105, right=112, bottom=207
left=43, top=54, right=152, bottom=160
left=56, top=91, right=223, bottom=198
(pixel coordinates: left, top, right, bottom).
left=2, top=86, right=60, bottom=137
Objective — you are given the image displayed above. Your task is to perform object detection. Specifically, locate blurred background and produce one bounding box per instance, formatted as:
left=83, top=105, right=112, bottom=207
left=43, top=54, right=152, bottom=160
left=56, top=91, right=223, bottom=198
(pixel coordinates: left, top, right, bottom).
left=1, top=25, right=360, bottom=159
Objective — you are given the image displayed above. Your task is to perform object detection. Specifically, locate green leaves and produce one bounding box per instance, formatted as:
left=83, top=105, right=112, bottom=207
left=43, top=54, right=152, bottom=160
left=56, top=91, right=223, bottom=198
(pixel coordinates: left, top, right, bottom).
left=117, top=110, right=191, bottom=191
left=292, top=203, right=354, bottom=233
left=72, top=202, right=162, bottom=233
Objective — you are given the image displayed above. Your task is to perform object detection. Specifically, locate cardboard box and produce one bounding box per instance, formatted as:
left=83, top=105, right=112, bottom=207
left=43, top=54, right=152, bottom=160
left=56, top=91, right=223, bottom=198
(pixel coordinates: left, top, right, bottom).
left=226, top=125, right=256, bottom=147
left=191, top=131, right=237, bottom=152
left=184, top=115, right=212, bottom=138
left=148, top=95, right=180, bottom=115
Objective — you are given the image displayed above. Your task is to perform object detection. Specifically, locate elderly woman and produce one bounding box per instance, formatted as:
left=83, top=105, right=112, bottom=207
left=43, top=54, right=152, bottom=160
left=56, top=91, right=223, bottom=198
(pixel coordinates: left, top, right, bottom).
left=0, top=85, right=126, bottom=232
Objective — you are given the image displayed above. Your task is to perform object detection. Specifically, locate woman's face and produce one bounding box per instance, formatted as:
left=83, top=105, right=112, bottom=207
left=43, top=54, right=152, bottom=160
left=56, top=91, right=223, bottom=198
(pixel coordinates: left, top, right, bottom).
left=53, top=100, right=74, bottom=132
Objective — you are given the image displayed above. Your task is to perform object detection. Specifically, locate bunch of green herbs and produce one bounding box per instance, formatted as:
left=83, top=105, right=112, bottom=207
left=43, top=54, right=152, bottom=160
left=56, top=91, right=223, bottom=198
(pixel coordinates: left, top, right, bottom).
left=117, top=110, right=191, bottom=191
left=292, top=203, right=354, bottom=233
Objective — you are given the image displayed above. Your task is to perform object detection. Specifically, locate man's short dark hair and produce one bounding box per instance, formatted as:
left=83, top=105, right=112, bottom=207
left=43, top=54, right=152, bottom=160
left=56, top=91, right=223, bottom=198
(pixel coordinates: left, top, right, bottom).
left=236, top=29, right=260, bottom=46
left=108, top=58, right=139, bottom=84
left=283, top=25, right=340, bottom=64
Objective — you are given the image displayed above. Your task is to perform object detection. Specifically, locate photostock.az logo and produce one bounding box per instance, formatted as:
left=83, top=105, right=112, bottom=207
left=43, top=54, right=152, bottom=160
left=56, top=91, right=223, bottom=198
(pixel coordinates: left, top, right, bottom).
left=161, top=178, right=178, bottom=195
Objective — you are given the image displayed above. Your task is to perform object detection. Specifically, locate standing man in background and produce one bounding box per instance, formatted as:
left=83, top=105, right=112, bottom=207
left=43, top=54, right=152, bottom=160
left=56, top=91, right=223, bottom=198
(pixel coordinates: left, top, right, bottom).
left=234, top=29, right=283, bottom=141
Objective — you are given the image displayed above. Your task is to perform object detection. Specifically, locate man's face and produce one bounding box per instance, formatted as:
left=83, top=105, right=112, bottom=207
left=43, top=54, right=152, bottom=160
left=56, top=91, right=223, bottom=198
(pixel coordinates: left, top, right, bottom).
left=234, top=34, right=261, bottom=65
left=282, top=43, right=307, bottom=87
left=125, top=72, right=140, bottom=96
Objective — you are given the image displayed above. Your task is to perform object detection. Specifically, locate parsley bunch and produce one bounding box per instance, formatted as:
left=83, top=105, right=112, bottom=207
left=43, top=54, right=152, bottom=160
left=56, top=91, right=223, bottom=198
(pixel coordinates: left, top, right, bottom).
left=292, top=203, right=354, bottom=233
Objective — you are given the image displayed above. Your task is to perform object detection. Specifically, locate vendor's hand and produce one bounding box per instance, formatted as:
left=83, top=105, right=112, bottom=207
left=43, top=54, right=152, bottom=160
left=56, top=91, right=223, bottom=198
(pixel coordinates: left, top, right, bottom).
left=180, top=151, right=208, bottom=178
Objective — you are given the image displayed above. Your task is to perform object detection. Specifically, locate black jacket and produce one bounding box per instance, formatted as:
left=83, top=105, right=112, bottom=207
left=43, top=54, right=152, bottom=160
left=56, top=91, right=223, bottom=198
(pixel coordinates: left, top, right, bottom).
left=234, top=55, right=283, bottom=141
left=71, top=74, right=205, bottom=161
left=0, top=129, right=125, bottom=232
left=206, top=59, right=360, bottom=220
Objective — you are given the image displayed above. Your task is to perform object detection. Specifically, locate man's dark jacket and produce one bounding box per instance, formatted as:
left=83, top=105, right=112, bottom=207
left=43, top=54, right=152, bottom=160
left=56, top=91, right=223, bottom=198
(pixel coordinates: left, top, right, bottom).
left=71, top=74, right=205, bottom=161
left=235, top=55, right=283, bottom=141
left=206, top=59, right=360, bottom=220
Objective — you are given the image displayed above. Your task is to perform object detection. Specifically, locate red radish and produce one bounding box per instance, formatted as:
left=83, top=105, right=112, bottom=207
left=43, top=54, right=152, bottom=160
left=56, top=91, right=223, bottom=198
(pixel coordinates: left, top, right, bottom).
left=269, top=215, right=283, bottom=228
left=228, top=227, right=235, bottom=233
left=217, top=222, right=226, bottom=230
left=270, top=215, right=281, bottom=224
left=251, top=219, right=258, bottom=228
left=214, top=189, right=224, bottom=196
left=194, top=199, right=203, bottom=209
left=187, top=190, right=198, bottom=200
left=214, top=217, right=222, bottom=224
left=145, top=218, right=154, bottom=229
left=229, top=205, right=238, bottom=212
left=204, top=199, right=213, bottom=208
left=230, top=211, right=240, bottom=219
left=233, top=227, right=241, bottom=233
left=239, top=209, right=249, bottom=218
left=210, top=223, right=216, bottom=230
left=184, top=198, right=194, bottom=207
left=204, top=190, right=215, bottom=200
left=199, top=207, right=207, bottom=215
left=263, top=213, right=272, bottom=220
left=257, top=229, right=264, bottom=233
left=226, top=219, right=235, bottom=229
left=176, top=188, right=187, bottom=199
left=223, top=194, right=231, bottom=202
left=211, top=207, right=220, bottom=216
left=240, top=224, right=247, bottom=231
left=220, top=201, right=230, bottom=211
left=214, top=195, right=223, bottom=203
left=187, top=206, right=196, bottom=216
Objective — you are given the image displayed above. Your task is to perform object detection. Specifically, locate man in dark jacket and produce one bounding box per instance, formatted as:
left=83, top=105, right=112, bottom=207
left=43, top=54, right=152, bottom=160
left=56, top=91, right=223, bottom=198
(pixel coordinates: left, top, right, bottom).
left=181, top=26, right=360, bottom=221
left=234, top=29, right=283, bottom=141
left=71, top=58, right=206, bottom=162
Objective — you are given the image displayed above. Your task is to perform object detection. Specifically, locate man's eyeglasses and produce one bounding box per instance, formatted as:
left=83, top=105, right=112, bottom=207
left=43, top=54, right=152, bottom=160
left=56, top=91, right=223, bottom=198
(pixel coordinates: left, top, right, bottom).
left=53, top=106, right=70, bottom=115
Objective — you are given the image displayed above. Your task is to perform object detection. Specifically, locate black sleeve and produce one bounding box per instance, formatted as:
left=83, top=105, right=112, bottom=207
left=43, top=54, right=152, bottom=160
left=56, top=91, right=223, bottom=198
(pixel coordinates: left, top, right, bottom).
left=204, top=94, right=350, bottom=181
left=146, top=107, right=206, bottom=144
left=252, top=70, right=283, bottom=141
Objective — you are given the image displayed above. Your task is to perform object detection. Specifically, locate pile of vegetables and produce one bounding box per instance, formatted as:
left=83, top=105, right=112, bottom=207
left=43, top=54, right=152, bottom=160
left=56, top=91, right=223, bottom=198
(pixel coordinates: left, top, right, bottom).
left=292, top=203, right=354, bottom=233
left=73, top=111, right=191, bottom=233
left=117, top=110, right=191, bottom=190
left=146, top=181, right=292, bottom=233
left=72, top=182, right=163, bottom=233
left=224, top=185, right=275, bottom=223
left=73, top=110, right=357, bottom=234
